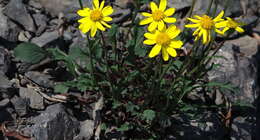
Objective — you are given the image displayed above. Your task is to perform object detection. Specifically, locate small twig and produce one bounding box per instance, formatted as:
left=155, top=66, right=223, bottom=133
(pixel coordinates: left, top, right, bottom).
left=0, top=123, right=31, bottom=140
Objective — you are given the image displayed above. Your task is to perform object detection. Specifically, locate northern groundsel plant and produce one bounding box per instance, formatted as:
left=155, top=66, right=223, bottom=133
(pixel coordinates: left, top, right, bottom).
left=14, top=0, right=248, bottom=139
left=139, top=0, right=176, bottom=31
left=77, top=0, right=113, bottom=37
left=185, top=11, right=225, bottom=44
left=221, top=17, right=245, bottom=34
left=144, top=25, right=183, bottom=61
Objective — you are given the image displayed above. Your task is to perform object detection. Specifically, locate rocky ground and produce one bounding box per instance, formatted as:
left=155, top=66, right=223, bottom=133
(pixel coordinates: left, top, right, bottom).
left=0, top=0, right=260, bottom=139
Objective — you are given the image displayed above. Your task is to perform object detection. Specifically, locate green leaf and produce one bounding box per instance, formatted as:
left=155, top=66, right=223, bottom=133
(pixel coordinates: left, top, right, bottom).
left=142, top=109, right=156, bottom=121
left=14, top=43, right=46, bottom=64
left=54, top=84, right=69, bottom=93
left=117, top=123, right=132, bottom=131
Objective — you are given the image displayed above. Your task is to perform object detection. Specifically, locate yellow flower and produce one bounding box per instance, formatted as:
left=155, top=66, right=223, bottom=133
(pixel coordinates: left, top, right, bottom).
left=77, top=0, right=113, bottom=37
left=143, top=25, right=183, bottom=61
left=221, top=17, right=245, bottom=34
left=185, top=11, right=226, bottom=44
left=139, top=0, right=176, bottom=32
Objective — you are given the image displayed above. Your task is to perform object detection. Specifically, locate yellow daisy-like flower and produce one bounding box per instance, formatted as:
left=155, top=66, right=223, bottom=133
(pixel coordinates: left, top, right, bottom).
left=221, top=17, right=245, bottom=34
left=139, top=0, right=176, bottom=32
left=77, top=0, right=113, bottom=37
left=143, top=25, right=183, bottom=61
left=185, top=11, right=226, bottom=44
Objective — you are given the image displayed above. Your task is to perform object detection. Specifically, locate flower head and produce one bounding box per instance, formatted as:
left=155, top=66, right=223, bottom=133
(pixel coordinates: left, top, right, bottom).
left=143, top=25, right=183, bottom=61
left=139, top=0, right=176, bottom=32
left=221, top=17, right=245, bottom=34
left=185, top=11, right=225, bottom=44
left=77, top=0, right=113, bottom=37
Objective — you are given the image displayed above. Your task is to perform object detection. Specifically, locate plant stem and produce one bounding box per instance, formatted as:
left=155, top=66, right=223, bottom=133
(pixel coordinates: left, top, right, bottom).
left=78, top=0, right=84, bottom=9
left=188, top=0, right=197, bottom=18
left=206, top=0, right=214, bottom=15
left=86, top=36, right=97, bottom=86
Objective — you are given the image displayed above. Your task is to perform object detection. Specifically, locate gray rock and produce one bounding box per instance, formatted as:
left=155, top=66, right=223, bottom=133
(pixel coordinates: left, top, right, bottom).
left=0, top=73, right=15, bottom=99
left=208, top=36, right=258, bottom=104
left=39, top=0, right=91, bottom=19
left=169, top=0, right=243, bottom=16
left=11, top=95, right=29, bottom=116
left=31, top=31, right=60, bottom=47
left=24, top=104, right=80, bottom=140
left=32, top=13, right=48, bottom=36
left=0, top=47, right=11, bottom=74
left=3, top=0, right=35, bottom=32
left=19, top=87, right=44, bottom=110
left=0, top=7, right=20, bottom=42
left=168, top=112, right=226, bottom=140
left=25, top=71, right=54, bottom=88
left=75, top=120, right=94, bottom=140
left=0, top=98, right=10, bottom=108
left=230, top=116, right=256, bottom=140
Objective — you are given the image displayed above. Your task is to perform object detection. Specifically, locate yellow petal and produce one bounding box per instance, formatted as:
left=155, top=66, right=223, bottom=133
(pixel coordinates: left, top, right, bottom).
left=187, top=18, right=200, bottom=23
left=163, top=17, right=176, bottom=23
left=167, top=47, right=177, bottom=57
left=149, top=44, right=161, bottom=58
left=214, top=10, right=224, bottom=22
left=90, top=26, right=97, bottom=37
left=164, top=8, right=175, bottom=16
left=144, top=33, right=156, bottom=40
left=79, top=23, right=92, bottom=34
left=102, top=6, right=113, bottom=16
left=150, top=2, right=158, bottom=12
left=96, top=22, right=105, bottom=31
left=169, top=40, right=183, bottom=48
left=194, top=15, right=202, bottom=19
left=99, top=1, right=105, bottom=10
left=185, top=23, right=200, bottom=28
left=166, top=25, right=180, bottom=39
left=162, top=47, right=169, bottom=61
left=93, top=0, right=99, bottom=9
left=141, top=12, right=152, bottom=17
left=158, top=20, right=165, bottom=31
left=103, top=16, right=112, bottom=22
left=77, top=8, right=90, bottom=17
left=148, top=21, right=158, bottom=32
left=78, top=17, right=89, bottom=23
left=215, top=29, right=224, bottom=35
left=143, top=39, right=156, bottom=45
left=202, top=29, right=209, bottom=44
left=222, top=27, right=229, bottom=34
left=235, top=27, right=244, bottom=33
left=215, top=21, right=227, bottom=28
left=159, top=0, right=167, bottom=11
left=192, top=27, right=201, bottom=35
left=139, top=17, right=153, bottom=25
left=101, top=21, right=111, bottom=28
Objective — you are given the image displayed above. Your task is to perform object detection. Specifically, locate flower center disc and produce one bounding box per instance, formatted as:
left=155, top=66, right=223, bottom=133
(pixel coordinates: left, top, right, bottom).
left=156, top=33, right=171, bottom=46
left=152, top=10, right=164, bottom=21
left=90, top=10, right=103, bottom=21
left=201, top=15, right=214, bottom=30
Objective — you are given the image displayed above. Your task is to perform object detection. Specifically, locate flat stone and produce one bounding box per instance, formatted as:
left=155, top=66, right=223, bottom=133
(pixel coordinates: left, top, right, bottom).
left=10, top=95, right=29, bottom=116
left=0, top=7, right=20, bottom=42
left=0, top=47, right=11, bottom=74
left=23, top=104, right=80, bottom=140
left=25, top=71, right=54, bottom=88
left=227, top=36, right=258, bottom=57
left=0, top=98, right=10, bottom=108
left=39, top=0, right=91, bottom=18
left=3, top=0, right=35, bottom=32
left=19, top=87, right=44, bottom=110
left=208, top=41, right=258, bottom=104
left=76, top=120, right=94, bottom=140
left=31, top=31, right=60, bottom=47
